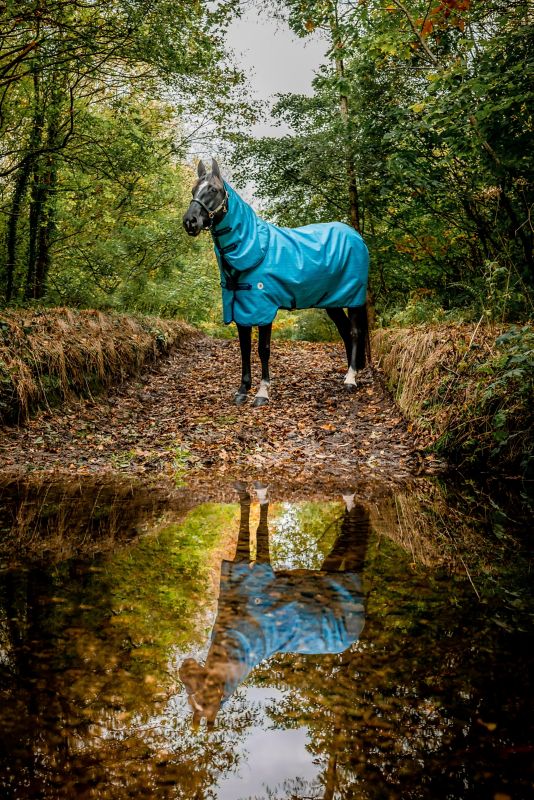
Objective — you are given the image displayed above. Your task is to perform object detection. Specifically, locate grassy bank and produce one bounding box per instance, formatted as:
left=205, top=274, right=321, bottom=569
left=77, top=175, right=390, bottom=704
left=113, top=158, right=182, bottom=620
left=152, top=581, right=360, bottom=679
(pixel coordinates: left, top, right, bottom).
left=373, top=323, right=533, bottom=477
left=0, top=308, right=193, bottom=424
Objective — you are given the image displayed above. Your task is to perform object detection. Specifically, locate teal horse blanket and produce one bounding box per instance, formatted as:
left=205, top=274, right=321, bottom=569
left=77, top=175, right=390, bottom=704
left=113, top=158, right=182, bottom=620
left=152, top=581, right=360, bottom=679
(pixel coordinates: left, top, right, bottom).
left=212, top=182, right=369, bottom=327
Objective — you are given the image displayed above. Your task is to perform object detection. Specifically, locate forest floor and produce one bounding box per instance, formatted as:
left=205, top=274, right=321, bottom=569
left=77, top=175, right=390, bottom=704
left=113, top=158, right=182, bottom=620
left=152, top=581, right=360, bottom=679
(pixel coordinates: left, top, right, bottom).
left=0, top=335, right=441, bottom=500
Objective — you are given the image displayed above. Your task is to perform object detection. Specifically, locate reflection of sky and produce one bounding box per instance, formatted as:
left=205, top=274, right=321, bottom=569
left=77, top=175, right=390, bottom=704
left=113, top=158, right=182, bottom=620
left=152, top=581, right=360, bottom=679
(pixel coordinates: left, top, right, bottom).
left=215, top=687, right=321, bottom=800
left=137, top=685, right=321, bottom=799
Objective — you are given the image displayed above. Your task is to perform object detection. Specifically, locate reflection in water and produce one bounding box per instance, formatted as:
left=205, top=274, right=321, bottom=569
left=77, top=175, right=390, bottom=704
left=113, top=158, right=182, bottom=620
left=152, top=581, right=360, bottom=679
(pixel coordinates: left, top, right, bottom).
left=180, top=483, right=369, bottom=728
left=0, top=475, right=532, bottom=799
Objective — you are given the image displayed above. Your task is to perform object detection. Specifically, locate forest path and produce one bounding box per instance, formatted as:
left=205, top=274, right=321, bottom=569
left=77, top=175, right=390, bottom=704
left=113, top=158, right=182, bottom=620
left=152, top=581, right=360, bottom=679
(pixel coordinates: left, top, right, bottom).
left=0, top=336, right=426, bottom=495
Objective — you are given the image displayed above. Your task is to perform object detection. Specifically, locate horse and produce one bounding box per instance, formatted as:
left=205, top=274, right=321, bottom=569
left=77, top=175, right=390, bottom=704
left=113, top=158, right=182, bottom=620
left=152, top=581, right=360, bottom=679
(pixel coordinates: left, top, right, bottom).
left=179, top=481, right=370, bottom=729
left=183, top=158, right=370, bottom=407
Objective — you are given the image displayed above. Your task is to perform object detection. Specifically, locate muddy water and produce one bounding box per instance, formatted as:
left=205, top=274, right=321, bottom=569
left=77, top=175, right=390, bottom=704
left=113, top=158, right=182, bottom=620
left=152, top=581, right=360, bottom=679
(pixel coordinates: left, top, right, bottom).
left=0, top=476, right=532, bottom=800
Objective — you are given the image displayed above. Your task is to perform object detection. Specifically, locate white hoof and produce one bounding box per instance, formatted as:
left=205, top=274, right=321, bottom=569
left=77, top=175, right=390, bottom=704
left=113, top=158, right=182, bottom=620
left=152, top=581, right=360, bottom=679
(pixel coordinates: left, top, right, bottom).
left=254, top=379, right=270, bottom=407
left=344, top=367, right=358, bottom=389
left=253, top=481, right=269, bottom=505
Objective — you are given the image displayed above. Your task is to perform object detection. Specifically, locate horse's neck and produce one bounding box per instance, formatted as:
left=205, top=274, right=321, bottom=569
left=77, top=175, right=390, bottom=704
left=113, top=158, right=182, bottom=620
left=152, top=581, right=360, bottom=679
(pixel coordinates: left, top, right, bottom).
left=224, top=182, right=257, bottom=224
left=213, top=183, right=268, bottom=272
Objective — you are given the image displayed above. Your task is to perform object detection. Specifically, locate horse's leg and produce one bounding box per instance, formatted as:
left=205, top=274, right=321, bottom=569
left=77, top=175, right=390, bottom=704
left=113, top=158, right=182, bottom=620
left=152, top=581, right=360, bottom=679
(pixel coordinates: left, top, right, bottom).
left=326, top=307, right=352, bottom=366
left=321, top=501, right=370, bottom=572
left=233, top=483, right=251, bottom=561
left=344, top=304, right=369, bottom=392
left=253, top=323, right=272, bottom=408
left=235, top=323, right=252, bottom=405
left=253, top=482, right=270, bottom=563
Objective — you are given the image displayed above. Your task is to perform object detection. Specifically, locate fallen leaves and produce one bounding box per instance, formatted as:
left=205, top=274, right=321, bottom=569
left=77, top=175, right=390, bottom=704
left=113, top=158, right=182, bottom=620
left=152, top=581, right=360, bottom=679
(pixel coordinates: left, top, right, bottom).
left=0, top=335, right=423, bottom=494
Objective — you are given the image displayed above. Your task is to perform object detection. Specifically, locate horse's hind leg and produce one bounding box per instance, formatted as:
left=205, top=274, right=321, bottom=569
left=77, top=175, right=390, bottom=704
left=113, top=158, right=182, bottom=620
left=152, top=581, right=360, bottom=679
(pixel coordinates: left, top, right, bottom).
left=326, top=307, right=352, bottom=365
left=235, top=324, right=252, bottom=405
left=253, top=323, right=272, bottom=408
left=345, top=304, right=369, bottom=392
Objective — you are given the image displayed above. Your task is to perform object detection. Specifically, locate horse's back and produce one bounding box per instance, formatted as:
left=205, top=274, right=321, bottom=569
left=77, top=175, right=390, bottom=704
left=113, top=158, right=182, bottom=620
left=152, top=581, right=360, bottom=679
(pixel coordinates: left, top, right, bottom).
left=217, top=214, right=369, bottom=326
left=264, top=220, right=369, bottom=311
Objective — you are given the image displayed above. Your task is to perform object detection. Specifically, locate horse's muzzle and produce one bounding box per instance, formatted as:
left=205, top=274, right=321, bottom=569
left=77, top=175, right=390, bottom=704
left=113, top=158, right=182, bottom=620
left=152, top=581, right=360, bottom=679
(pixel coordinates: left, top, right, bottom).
left=183, top=209, right=203, bottom=237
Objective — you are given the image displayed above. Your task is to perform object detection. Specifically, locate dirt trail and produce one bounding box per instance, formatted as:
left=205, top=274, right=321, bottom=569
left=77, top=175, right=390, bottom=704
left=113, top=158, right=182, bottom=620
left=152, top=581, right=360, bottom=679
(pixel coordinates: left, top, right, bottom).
left=0, top=335, right=431, bottom=496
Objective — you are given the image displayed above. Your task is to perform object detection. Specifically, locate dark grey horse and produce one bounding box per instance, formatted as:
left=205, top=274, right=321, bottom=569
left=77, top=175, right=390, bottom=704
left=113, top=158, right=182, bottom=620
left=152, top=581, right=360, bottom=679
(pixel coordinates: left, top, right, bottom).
left=183, top=159, right=370, bottom=407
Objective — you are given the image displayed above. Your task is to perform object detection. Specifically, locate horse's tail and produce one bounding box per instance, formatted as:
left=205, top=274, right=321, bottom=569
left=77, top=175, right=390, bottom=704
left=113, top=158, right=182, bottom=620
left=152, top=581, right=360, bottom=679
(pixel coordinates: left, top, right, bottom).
left=355, top=302, right=371, bottom=370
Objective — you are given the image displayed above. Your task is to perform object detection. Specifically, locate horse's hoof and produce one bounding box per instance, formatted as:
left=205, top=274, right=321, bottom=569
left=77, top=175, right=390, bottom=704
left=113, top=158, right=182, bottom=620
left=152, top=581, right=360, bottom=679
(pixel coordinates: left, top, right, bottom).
left=234, top=392, right=248, bottom=406
left=253, top=396, right=269, bottom=408
left=344, top=383, right=357, bottom=393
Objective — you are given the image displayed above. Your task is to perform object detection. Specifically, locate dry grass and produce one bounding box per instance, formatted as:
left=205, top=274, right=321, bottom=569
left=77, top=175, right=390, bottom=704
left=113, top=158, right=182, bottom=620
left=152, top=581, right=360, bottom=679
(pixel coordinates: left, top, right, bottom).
left=0, top=307, right=195, bottom=424
left=370, top=480, right=490, bottom=575
left=373, top=323, right=533, bottom=474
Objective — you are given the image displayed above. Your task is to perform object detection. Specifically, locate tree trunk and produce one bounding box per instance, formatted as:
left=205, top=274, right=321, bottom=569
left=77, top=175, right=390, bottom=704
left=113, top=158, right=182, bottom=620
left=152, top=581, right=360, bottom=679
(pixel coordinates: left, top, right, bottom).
left=34, top=159, right=58, bottom=299
left=4, top=70, right=44, bottom=303
left=25, top=82, right=61, bottom=300
left=25, top=160, right=45, bottom=299
left=335, top=56, right=361, bottom=233
left=5, top=157, right=33, bottom=303
left=330, top=3, right=361, bottom=234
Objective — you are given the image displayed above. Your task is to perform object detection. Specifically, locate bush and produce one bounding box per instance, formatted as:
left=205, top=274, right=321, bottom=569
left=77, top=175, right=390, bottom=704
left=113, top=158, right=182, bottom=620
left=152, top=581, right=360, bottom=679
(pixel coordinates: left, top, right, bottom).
left=373, top=323, right=534, bottom=477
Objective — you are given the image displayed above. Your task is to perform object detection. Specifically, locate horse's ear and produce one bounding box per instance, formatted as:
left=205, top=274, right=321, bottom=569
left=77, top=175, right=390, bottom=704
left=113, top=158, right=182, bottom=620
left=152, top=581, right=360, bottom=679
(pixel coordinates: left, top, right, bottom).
left=197, top=160, right=206, bottom=178
left=211, top=158, right=222, bottom=180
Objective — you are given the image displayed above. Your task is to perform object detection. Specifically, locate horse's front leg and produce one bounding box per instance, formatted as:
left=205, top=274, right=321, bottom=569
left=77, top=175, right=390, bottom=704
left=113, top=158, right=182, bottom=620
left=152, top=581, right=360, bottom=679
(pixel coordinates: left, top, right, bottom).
left=253, top=323, right=272, bottom=407
left=344, top=305, right=368, bottom=392
left=235, top=324, right=252, bottom=405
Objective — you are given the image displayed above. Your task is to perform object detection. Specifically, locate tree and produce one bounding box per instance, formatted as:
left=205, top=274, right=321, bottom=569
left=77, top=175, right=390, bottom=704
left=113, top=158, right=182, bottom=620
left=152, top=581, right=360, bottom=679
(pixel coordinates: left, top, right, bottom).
left=0, top=0, right=247, bottom=306
left=233, top=0, right=533, bottom=321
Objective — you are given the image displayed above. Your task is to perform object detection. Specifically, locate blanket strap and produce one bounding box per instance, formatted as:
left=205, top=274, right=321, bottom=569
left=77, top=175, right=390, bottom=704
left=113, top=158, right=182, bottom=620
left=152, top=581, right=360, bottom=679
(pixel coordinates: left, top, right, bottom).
left=219, top=255, right=252, bottom=323
left=219, top=242, right=238, bottom=255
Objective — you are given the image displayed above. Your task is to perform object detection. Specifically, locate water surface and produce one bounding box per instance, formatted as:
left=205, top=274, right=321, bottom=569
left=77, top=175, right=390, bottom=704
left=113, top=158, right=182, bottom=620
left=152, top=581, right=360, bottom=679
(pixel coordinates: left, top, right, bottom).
left=0, top=476, right=532, bottom=799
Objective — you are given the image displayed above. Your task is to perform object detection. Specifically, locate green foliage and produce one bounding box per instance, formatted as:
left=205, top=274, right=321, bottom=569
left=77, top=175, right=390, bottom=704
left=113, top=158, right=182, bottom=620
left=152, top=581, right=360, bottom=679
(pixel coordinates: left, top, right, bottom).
left=472, top=326, right=534, bottom=473
left=105, top=502, right=238, bottom=665
left=270, top=499, right=343, bottom=568
left=382, top=291, right=473, bottom=326
left=234, top=0, right=534, bottom=324
left=375, top=322, right=534, bottom=476
left=0, top=0, right=248, bottom=324
left=272, top=309, right=338, bottom=341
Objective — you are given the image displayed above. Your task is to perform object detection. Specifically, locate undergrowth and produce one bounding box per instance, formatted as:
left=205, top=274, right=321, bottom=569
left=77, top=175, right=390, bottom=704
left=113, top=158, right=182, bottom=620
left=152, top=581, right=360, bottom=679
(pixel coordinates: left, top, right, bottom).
left=373, top=323, right=534, bottom=478
left=0, top=307, right=193, bottom=424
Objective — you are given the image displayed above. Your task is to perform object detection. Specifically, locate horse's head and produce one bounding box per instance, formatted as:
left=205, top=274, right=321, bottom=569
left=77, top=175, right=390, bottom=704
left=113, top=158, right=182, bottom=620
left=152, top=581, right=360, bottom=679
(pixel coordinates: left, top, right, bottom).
left=179, top=657, right=226, bottom=730
left=183, top=158, right=228, bottom=237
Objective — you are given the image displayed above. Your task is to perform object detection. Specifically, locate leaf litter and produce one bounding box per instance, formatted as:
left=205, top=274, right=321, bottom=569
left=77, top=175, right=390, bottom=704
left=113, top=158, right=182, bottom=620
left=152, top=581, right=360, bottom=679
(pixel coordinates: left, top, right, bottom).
left=0, top=335, right=436, bottom=497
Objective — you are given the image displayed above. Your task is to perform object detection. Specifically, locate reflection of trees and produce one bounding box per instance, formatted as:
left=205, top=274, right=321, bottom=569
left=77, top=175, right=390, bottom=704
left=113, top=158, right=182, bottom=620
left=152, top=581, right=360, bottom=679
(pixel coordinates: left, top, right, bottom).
left=1, top=481, right=532, bottom=799
left=252, top=524, right=534, bottom=800
left=0, top=474, right=184, bottom=563
left=0, top=502, right=258, bottom=799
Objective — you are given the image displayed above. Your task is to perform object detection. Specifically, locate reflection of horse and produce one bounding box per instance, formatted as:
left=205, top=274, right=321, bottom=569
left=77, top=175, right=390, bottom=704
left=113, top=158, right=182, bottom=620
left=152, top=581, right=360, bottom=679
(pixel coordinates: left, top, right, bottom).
left=182, top=159, right=370, bottom=406
left=179, top=483, right=370, bottom=728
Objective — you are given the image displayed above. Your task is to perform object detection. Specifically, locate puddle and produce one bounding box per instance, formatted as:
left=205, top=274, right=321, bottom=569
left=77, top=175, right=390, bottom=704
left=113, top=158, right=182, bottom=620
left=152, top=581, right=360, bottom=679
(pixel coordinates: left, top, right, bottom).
left=0, top=475, right=532, bottom=799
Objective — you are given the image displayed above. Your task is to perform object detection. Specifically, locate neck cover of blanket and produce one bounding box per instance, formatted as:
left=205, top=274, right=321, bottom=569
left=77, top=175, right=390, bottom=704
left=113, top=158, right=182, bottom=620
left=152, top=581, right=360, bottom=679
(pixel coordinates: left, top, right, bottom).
left=212, top=181, right=369, bottom=327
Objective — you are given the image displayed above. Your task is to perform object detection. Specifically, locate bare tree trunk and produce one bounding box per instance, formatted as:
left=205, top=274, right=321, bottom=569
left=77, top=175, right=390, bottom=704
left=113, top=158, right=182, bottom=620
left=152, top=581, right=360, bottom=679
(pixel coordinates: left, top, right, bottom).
left=335, top=54, right=361, bottom=234
left=4, top=70, right=44, bottom=303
